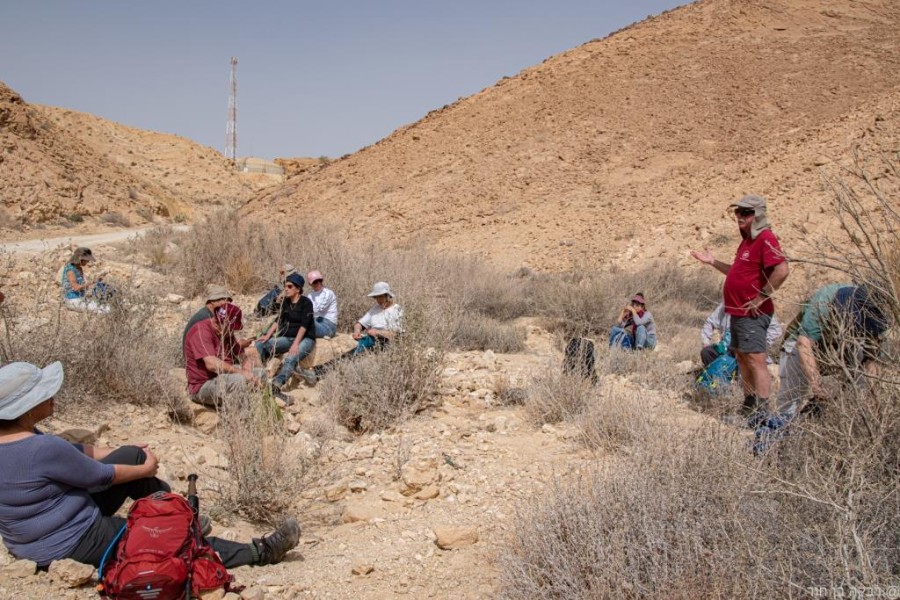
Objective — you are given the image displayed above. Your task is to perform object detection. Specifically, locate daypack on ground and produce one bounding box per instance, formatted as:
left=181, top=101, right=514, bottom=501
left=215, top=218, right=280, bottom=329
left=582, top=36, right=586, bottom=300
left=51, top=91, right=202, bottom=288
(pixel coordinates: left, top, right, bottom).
left=99, top=492, right=232, bottom=600
left=696, top=353, right=738, bottom=395
left=563, top=337, right=598, bottom=383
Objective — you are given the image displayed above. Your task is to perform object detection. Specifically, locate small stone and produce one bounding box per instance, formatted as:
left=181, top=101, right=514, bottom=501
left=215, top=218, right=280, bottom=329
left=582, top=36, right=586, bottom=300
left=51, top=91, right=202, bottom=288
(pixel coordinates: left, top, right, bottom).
left=191, top=405, right=219, bottom=435
left=286, top=420, right=301, bottom=435
left=224, top=593, right=241, bottom=600
left=349, top=445, right=376, bottom=459
left=342, top=503, right=379, bottom=524
left=351, top=563, right=375, bottom=576
left=3, top=559, right=37, bottom=578
left=48, top=558, right=95, bottom=587
left=413, top=485, right=440, bottom=500
left=380, top=491, right=403, bottom=503
left=400, top=458, right=440, bottom=496
left=541, top=423, right=557, bottom=435
left=348, top=480, right=367, bottom=493
left=324, top=483, right=348, bottom=502
left=167, top=293, right=186, bottom=304
left=199, top=589, right=226, bottom=600
left=240, top=586, right=266, bottom=600
left=433, top=525, right=479, bottom=550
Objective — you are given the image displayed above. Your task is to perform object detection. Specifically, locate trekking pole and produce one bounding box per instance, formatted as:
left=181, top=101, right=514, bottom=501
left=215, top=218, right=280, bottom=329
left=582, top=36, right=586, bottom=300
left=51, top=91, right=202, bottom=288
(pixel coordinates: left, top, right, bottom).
left=185, top=474, right=200, bottom=600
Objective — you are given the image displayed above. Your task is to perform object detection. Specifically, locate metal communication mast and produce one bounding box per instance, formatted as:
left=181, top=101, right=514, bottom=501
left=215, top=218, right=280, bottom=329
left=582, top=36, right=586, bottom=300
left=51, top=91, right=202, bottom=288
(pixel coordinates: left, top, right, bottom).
left=225, top=57, right=238, bottom=164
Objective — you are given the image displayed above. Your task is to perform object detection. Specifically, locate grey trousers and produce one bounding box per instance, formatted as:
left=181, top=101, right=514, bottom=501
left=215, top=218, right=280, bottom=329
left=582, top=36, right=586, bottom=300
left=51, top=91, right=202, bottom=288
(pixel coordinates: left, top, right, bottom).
left=192, top=374, right=249, bottom=407
left=775, top=345, right=808, bottom=420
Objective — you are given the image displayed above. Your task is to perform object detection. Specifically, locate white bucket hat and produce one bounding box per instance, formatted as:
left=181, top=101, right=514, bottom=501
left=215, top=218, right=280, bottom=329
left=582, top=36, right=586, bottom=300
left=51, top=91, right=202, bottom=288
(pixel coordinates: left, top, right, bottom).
left=367, top=281, right=394, bottom=298
left=0, top=362, right=64, bottom=420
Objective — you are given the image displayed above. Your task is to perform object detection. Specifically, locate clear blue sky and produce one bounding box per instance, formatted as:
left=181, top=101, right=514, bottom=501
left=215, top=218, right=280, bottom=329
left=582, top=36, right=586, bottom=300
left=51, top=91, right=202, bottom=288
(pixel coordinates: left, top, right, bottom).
left=1, top=1, right=685, bottom=159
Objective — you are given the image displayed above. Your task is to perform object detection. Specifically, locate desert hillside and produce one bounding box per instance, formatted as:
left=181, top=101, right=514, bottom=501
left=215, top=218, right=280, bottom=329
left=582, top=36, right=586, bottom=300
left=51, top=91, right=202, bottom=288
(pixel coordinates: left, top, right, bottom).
left=244, top=0, right=900, bottom=272
left=0, top=82, right=278, bottom=227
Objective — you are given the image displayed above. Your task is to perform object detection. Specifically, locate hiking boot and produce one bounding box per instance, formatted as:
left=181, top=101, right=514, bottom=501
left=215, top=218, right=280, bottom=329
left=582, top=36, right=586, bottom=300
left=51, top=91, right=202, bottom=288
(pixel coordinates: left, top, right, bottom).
left=254, top=518, right=301, bottom=566
left=739, top=395, right=760, bottom=417
left=745, top=410, right=769, bottom=430
left=198, top=514, right=213, bottom=537
left=295, top=367, right=317, bottom=387
left=269, top=382, right=293, bottom=407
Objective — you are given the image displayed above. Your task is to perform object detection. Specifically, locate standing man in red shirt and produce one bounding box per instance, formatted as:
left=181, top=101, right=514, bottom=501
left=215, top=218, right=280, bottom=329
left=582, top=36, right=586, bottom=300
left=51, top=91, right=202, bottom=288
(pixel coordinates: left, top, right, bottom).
left=691, top=195, right=790, bottom=424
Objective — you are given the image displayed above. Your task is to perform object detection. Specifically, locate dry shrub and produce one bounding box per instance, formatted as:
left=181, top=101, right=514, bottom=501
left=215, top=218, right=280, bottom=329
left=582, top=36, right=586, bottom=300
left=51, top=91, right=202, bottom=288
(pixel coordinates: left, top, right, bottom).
left=320, top=338, right=443, bottom=433
left=451, top=314, right=526, bottom=353
left=523, top=370, right=595, bottom=426
left=128, top=224, right=181, bottom=272
left=576, top=387, right=656, bottom=451
left=100, top=211, right=131, bottom=227
left=216, top=391, right=315, bottom=522
left=0, top=286, right=180, bottom=410
left=491, top=373, right=528, bottom=406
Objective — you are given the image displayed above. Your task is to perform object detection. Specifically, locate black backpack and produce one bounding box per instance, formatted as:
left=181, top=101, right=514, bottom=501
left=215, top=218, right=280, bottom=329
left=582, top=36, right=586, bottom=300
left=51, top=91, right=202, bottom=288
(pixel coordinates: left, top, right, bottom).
left=563, top=337, right=598, bottom=383
left=254, top=286, right=282, bottom=317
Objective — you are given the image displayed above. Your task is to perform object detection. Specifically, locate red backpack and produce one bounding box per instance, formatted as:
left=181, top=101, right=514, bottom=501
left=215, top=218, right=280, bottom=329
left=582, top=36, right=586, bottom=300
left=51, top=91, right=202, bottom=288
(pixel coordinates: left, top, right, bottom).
left=98, top=492, right=234, bottom=600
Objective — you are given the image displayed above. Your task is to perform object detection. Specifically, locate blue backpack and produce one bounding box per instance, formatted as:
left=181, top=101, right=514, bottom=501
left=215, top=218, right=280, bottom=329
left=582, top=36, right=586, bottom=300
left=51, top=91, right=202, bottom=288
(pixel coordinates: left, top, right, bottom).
left=696, top=353, right=737, bottom=394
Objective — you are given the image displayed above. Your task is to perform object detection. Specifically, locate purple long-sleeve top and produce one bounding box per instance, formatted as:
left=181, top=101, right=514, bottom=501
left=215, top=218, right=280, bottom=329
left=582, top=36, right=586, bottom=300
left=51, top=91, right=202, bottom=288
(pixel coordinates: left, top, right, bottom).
left=0, top=434, right=115, bottom=566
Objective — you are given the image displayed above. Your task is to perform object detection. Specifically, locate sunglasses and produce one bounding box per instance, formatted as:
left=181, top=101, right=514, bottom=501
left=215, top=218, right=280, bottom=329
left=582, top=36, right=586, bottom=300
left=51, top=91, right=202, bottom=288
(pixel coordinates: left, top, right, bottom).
left=284, top=283, right=297, bottom=289
left=734, top=208, right=755, bottom=217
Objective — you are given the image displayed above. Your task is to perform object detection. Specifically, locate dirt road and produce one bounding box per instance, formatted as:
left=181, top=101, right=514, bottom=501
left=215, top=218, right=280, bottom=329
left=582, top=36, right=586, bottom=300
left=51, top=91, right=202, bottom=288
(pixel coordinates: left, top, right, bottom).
left=0, top=225, right=189, bottom=255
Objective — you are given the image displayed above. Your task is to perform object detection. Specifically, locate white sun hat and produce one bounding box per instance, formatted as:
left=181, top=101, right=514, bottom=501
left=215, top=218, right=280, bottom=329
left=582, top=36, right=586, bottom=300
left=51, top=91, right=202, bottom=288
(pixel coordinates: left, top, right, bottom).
left=0, top=362, right=64, bottom=420
left=366, top=282, right=394, bottom=298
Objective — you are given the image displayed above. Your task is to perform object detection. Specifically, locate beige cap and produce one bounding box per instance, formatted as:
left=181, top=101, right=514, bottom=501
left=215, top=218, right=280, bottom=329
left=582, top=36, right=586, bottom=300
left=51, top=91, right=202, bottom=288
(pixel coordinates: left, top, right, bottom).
left=204, top=283, right=232, bottom=303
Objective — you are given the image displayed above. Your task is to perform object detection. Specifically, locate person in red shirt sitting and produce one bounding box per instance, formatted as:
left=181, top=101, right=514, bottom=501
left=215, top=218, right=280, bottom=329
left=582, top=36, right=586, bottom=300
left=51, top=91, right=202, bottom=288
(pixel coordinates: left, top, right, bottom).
left=691, top=195, right=790, bottom=425
left=183, top=302, right=262, bottom=407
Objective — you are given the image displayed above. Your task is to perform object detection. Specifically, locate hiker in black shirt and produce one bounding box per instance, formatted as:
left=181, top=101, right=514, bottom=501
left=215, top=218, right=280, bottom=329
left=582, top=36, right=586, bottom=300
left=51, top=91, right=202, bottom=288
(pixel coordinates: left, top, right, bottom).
left=254, top=273, right=317, bottom=393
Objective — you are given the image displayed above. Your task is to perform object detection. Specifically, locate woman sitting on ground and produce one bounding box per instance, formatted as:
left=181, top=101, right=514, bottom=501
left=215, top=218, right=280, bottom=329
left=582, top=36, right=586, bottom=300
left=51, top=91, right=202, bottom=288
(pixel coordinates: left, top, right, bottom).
left=0, top=361, right=300, bottom=570
left=60, top=247, right=110, bottom=314
left=352, top=281, right=403, bottom=354
left=609, top=292, right=657, bottom=350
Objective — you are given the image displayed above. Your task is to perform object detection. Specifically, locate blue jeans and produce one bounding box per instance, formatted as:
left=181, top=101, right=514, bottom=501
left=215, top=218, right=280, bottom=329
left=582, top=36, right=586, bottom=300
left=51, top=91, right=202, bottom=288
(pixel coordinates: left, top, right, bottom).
left=634, top=325, right=656, bottom=350
left=255, top=336, right=316, bottom=386
left=609, top=326, right=656, bottom=351
left=314, top=317, right=337, bottom=338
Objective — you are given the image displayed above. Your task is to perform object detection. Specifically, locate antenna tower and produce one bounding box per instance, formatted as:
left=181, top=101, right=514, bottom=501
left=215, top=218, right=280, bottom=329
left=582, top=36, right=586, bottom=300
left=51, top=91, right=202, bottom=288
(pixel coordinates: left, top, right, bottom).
left=226, top=57, right=238, bottom=164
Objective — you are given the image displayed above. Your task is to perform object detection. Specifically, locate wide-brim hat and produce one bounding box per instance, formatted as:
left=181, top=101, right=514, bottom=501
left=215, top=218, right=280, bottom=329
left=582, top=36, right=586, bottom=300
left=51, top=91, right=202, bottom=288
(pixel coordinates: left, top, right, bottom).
left=0, top=362, right=64, bottom=420
left=729, top=194, right=770, bottom=240
left=204, top=283, right=232, bottom=303
left=367, top=281, right=394, bottom=298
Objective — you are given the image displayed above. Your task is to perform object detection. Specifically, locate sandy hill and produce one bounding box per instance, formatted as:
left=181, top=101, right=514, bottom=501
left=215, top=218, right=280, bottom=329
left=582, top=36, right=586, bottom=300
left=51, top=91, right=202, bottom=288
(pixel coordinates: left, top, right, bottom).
left=0, top=81, right=276, bottom=226
left=244, top=0, right=900, bottom=272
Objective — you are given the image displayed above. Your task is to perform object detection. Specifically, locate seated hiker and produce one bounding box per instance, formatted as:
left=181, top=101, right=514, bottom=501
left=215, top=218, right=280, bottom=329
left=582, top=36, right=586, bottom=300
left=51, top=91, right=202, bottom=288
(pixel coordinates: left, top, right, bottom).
left=352, top=281, right=403, bottom=354
left=183, top=302, right=263, bottom=407
left=0, top=361, right=300, bottom=570
left=255, top=272, right=317, bottom=394
left=700, top=301, right=783, bottom=367
left=306, top=270, right=338, bottom=338
left=254, top=263, right=297, bottom=318
left=609, top=293, right=656, bottom=350
left=773, top=284, right=890, bottom=422
left=182, top=283, right=233, bottom=350
left=60, top=247, right=111, bottom=314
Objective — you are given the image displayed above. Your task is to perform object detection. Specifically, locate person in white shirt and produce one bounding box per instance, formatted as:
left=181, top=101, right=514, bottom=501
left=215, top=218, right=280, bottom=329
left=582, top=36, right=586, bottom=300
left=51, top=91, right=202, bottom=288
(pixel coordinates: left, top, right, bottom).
left=700, top=302, right=783, bottom=367
left=352, top=282, right=403, bottom=354
left=306, top=270, right=339, bottom=338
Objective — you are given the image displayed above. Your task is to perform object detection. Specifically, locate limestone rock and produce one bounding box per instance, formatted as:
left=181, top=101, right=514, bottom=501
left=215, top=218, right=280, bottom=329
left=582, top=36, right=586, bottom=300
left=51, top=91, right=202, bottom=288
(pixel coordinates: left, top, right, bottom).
left=56, top=424, right=109, bottom=445
left=48, top=558, right=95, bottom=587
left=400, top=458, right=440, bottom=496
left=348, top=480, right=368, bottom=493
left=2, top=558, right=37, bottom=578
left=199, top=588, right=226, bottom=600
left=325, top=483, right=348, bottom=502
left=413, top=485, right=440, bottom=500
left=167, top=293, right=186, bottom=304
left=433, top=525, right=479, bottom=550
left=342, top=503, right=379, bottom=524
left=352, top=563, right=375, bottom=576
left=240, top=586, right=266, bottom=600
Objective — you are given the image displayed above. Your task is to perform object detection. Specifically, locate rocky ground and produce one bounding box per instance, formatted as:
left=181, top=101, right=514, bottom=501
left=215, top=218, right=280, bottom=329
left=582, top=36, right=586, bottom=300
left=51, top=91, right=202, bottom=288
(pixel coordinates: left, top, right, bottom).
left=0, top=236, right=719, bottom=599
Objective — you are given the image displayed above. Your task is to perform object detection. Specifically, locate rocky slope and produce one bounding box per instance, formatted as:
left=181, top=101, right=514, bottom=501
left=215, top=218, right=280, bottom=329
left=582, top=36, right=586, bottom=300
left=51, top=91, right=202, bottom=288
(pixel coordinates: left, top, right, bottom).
left=244, top=0, right=900, bottom=272
left=0, top=82, right=277, bottom=227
